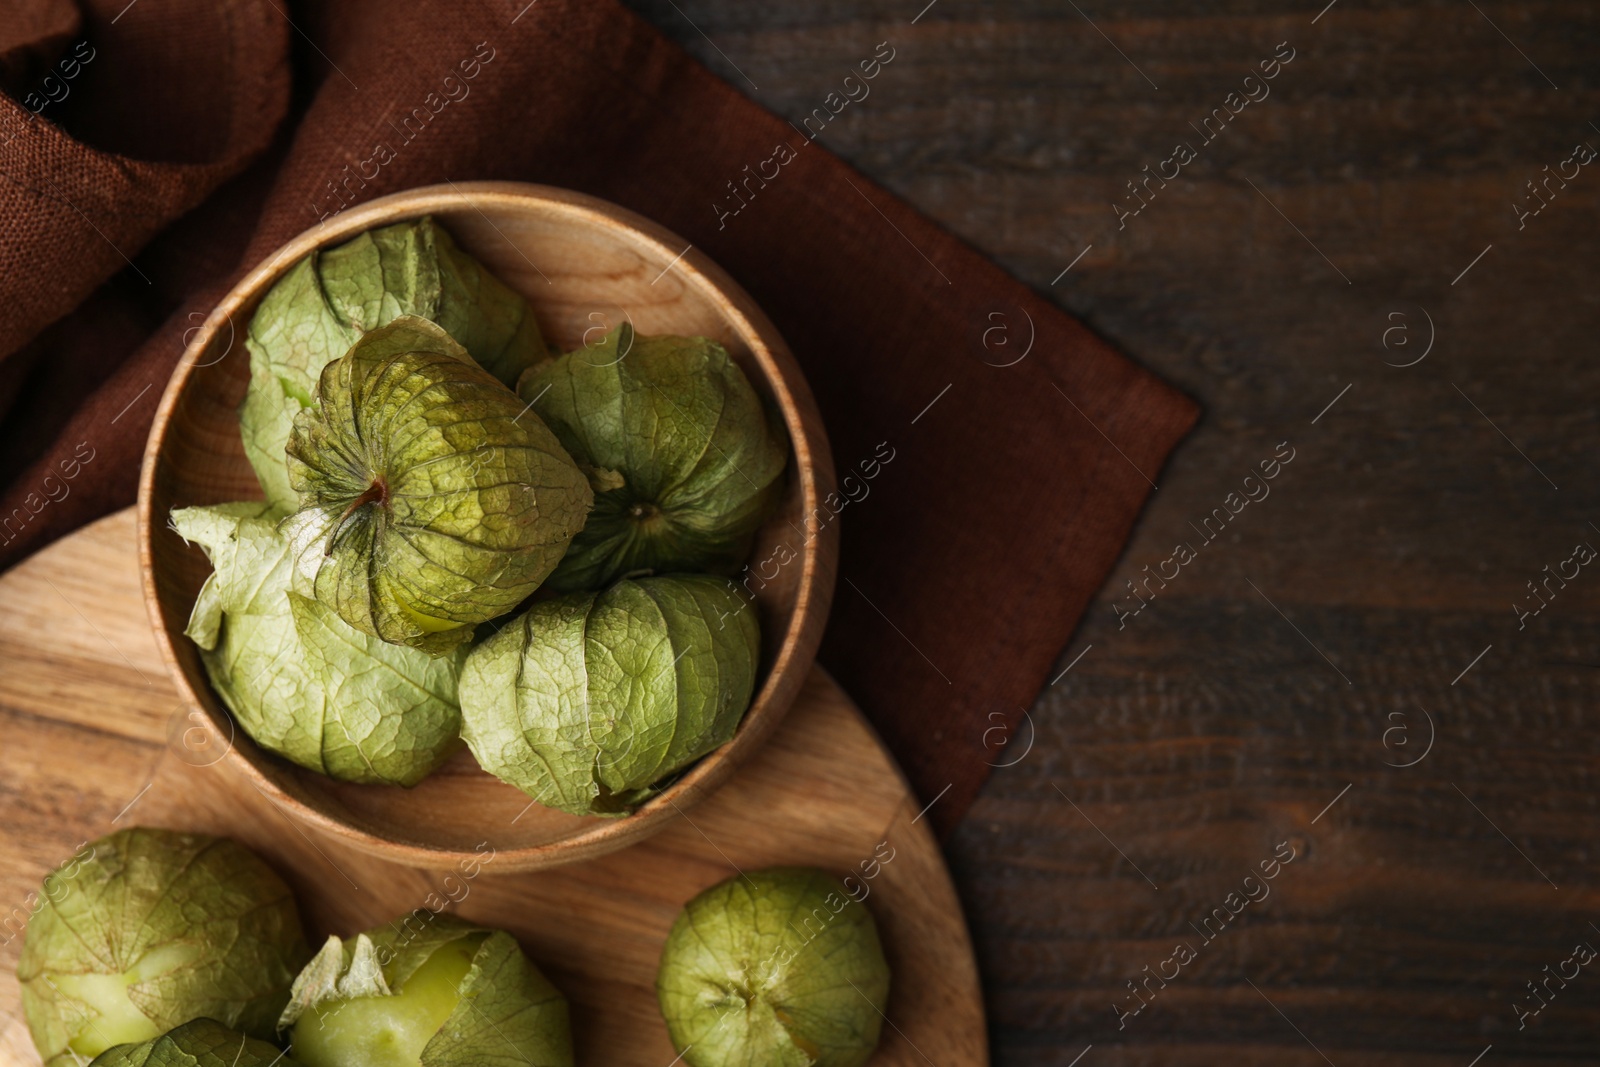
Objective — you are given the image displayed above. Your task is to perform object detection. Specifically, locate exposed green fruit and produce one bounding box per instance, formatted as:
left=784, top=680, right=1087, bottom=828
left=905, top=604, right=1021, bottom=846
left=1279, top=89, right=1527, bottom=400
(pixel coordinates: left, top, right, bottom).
left=19, top=829, right=309, bottom=1067
left=281, top=916, right=571, bottom=1067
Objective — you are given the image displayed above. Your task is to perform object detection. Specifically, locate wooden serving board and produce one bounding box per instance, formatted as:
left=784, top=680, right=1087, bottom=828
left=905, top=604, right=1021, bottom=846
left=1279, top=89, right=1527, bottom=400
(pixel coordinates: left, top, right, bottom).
left=0, top=510, right=987, bottom=1067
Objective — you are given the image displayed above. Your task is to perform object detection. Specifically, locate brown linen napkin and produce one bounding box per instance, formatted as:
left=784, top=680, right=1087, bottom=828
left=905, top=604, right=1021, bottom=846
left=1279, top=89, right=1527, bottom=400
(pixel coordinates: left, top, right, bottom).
left=0, top=0, right=1197, bottom=834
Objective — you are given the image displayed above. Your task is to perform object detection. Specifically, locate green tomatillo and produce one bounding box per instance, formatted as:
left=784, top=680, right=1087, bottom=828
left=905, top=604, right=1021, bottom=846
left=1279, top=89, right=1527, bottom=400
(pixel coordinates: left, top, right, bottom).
left=517, top=324, right=787, bottom=591
left=280, top=915, right=571, bottom=1067
left=458, top=574, right=760, bottom=816
left=172, top=501, right=466, bottom=786
left=283, top=316, right=592, bottom=655
left=241, top=216, right=551, bottom=509
left=18, top=828, right=310, bottom=1067
left=656, top=867, right=890, bottom=1067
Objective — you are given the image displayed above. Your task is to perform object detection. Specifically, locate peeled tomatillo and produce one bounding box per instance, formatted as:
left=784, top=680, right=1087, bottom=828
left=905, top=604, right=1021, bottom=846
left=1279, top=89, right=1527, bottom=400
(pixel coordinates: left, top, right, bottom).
left=280, top=916, right=571, bottom=1067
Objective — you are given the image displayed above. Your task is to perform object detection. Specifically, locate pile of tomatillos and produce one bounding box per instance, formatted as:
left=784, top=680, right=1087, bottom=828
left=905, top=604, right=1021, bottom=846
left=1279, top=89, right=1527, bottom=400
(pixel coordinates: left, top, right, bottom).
left=172, top=217, right=789, bottom=814
left=17, top=828, right=892, bottom=1067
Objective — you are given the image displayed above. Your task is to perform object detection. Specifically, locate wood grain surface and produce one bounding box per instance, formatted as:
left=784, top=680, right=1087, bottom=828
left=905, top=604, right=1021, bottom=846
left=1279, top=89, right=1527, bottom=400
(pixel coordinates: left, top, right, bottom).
left=622, top=1, right=1600, bottom=1064
left=0, top=509, right=985, bottom=1067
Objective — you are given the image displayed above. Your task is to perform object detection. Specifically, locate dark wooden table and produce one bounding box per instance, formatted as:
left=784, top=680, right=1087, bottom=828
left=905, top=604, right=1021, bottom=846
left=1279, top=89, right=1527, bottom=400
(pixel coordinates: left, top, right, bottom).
left=625, top=1, right=1600, bottom=1063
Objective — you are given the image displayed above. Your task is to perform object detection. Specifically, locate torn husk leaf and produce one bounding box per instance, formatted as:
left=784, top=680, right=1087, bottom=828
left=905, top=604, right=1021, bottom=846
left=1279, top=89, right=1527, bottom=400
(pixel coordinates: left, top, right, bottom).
left=87, top=1018, right=303, bottom=1067
left=171, top=501, right=466, bottom=786
left=281, top=917, right=572, bottom=1067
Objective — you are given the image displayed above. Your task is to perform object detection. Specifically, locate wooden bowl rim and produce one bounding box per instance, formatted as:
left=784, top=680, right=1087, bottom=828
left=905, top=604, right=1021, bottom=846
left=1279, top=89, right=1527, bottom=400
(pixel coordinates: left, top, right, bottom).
left=137, top=181, right=838, bottom=871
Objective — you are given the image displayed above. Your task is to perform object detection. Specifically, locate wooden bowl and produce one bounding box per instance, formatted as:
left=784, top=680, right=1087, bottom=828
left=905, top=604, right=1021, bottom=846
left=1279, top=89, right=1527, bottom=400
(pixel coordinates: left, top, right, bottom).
left=138, top=182, right=837, bottom=872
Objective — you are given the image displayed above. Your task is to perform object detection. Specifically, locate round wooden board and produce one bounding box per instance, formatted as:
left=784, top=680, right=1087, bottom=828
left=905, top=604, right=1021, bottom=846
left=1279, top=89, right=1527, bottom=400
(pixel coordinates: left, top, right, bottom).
left=0, top=509, right=986, bottom=1067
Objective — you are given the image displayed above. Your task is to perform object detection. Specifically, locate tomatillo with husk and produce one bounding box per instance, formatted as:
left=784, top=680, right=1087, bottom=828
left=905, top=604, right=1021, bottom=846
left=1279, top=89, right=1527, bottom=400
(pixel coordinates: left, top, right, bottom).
left=458, top=574, right=759, bottom=816
left=280, top=915, right=571, bottom=1067
left=656, top=867, right=890, bottom=1067
left=18, top=828, right=309, bottom=1067
left=283, top=316, right=592, bottom=655
left=173, top=501, right=466, bottom=787
left=241, top=216, right=551, bottom=509
left=517, top=324, right=787, bottom=591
